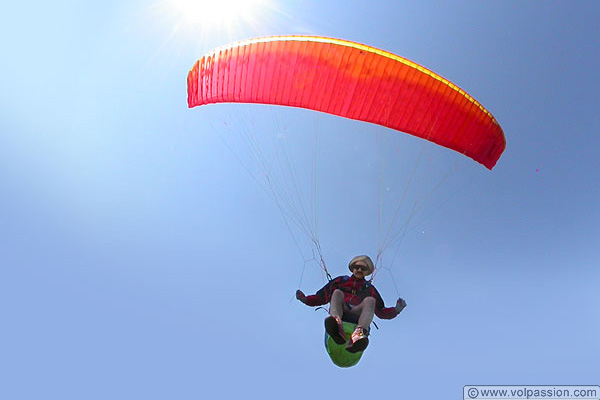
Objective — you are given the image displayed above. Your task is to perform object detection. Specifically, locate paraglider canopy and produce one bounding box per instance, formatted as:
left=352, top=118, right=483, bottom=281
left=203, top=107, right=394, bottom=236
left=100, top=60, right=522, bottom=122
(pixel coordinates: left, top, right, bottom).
left=187, top=35, right=505, bottom=169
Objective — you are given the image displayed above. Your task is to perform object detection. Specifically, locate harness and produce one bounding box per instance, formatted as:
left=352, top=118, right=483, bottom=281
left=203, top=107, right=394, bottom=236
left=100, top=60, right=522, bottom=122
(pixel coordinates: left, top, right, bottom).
left=330, top=276, right=379, bottom=329
left=335, top=276, right=372, bottom=302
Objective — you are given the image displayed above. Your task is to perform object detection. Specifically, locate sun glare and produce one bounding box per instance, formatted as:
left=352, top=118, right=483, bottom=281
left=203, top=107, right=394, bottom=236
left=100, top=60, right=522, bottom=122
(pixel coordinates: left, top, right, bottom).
left=146, top=0, right=285, bottom=60
left=170, top=0, right=271, bottom=30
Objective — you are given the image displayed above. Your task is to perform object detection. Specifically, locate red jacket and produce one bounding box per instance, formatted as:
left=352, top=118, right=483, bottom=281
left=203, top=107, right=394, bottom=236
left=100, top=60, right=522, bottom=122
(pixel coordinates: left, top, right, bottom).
left=302, top=275, right=398, bottom=319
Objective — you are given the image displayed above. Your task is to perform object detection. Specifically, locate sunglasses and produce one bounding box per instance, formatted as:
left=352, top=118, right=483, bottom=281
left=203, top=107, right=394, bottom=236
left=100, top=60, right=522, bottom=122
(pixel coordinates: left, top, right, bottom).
left=351, top=265, right=370, bottom=272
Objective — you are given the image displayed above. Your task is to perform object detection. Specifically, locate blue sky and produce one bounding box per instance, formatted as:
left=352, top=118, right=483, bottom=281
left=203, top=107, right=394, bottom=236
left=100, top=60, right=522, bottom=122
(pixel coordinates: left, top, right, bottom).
left=1, top=1, right=598, bottom=399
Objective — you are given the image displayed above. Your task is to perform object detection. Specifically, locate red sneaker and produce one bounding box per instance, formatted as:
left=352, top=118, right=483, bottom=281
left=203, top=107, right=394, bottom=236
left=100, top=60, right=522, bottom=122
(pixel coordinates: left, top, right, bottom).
left=346, top=326, right=369, bottom=353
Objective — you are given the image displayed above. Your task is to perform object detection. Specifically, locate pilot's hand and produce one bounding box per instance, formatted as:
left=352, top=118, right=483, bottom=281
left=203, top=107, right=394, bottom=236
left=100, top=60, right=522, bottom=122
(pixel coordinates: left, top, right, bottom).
left=296, top=290, right=307, bottom=304
left=395, top=298, right=407, bottom=314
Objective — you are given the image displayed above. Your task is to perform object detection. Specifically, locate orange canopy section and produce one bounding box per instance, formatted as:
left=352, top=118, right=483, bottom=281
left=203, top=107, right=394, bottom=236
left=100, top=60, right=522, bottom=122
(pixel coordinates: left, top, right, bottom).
left=187, top=36, right=505, bottom=169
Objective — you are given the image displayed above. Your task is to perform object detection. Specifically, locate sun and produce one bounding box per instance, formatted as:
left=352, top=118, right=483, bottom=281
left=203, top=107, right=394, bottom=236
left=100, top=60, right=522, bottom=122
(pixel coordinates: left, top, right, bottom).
left=168, top=0, right=272, bottom=31
left=145, top=0, right=285, bottom=59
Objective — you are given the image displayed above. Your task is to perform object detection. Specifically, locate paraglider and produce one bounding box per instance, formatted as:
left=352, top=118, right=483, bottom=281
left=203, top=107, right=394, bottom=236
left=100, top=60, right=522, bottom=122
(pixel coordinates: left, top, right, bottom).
left=296, top=255, right=406, bottom=367
left=187, top=35, right=505, bottom=367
